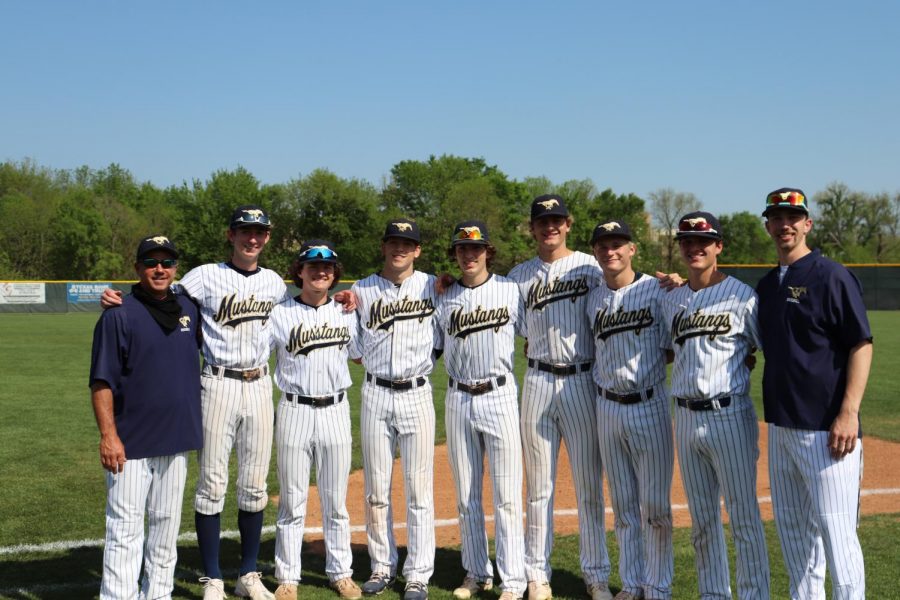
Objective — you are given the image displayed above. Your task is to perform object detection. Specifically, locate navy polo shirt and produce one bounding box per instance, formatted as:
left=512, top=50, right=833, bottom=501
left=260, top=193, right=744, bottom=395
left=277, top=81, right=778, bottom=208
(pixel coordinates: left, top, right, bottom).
left=89, top=294, right=203, bottom=459
left=756, top=250, right=872, bottom=432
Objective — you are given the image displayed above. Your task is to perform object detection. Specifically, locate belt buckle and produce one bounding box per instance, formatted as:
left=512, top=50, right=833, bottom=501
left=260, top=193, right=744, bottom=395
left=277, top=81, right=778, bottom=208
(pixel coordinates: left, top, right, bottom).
left=710, top=398, right=721, bottom=410
left=470, top=381, right=492, bottom=395
left=550, top=363, right=569, bottom=376
left=242, top=368, right=260, bottom=382
left=312, top=396, right=328, bottom=407
left=391, top=379, right=410, bottom=390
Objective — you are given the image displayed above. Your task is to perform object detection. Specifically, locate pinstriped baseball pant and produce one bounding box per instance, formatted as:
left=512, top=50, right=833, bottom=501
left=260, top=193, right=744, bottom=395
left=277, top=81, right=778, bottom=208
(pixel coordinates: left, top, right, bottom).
left=361, top=379, right=436, bottom=583
left=768, top=425, right=864, bottom=600
left=100, top=453, right=188, bottom=600
left=446, top=379, right=526, bottom=594
left=520, top=368, right=609, bottom=585
left=676, top=397, right=769, bottom=600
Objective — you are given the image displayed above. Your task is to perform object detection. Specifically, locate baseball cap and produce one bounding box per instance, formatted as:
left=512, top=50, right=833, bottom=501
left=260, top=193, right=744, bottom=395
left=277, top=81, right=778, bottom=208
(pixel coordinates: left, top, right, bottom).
left=296, top=239, right=338, bottom=264
left=675, top=211, right=723, bottom=241
left=530, top=194, right=570, bottom=220
left=451, top=220, right=490, bottom=246
left=382, top=218, right=421, bottom=243
left=135, top=235, right=179, bottom=260
left=230, top=205, right=272, bottom=229
left=763, top=187, right=809, bottom=217
left=590, top=221, right=633, bottom=245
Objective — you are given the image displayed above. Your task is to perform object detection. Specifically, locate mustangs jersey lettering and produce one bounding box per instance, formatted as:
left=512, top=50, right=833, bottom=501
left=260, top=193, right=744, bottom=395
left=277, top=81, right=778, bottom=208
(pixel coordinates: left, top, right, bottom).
left=508, top=251, right=602, bottom=363
left=177, top=263, right=287, bottom=369
left=269, top=298, right=358, bottom=397
left=660, top=276, right=761, bottom=399
left=586, top=273, right=667, bottom=392
left=351, top=271, right=439, bottom=380
left=435, top=274, right=524, bottom=382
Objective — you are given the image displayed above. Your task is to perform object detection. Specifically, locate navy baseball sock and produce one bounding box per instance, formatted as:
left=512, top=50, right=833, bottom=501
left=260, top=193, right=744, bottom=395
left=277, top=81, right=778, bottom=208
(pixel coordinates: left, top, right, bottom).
left=238, top=508, right=265, bottom=575
left=195, top=511, right=223, bottom=579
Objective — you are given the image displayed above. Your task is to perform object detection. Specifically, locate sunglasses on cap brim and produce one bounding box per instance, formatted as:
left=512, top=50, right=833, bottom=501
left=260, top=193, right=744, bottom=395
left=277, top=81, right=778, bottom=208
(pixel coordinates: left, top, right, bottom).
left=298, top=247, right=338, bottom=260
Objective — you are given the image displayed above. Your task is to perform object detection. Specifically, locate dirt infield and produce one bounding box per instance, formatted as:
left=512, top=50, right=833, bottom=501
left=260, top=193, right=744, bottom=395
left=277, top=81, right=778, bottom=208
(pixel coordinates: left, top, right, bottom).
left=279, top=425, right=900, bottom=548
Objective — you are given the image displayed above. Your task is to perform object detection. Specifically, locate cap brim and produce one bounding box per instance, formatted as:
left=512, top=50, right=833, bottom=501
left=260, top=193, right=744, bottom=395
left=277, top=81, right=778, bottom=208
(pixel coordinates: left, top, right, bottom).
left=591, top=233, right=632, bottom=244
left=762, top=205, right=809, bottom=217
left=382, top=234, right=420, bottom=243
left=675, top=231, right=722, bottom=240
left=451, top=239, right=489, bottom=246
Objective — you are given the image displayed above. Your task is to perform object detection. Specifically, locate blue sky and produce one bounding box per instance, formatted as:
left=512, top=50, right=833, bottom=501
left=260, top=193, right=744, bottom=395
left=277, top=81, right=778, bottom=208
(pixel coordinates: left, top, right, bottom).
left=2, top=1, right=897, bottom=215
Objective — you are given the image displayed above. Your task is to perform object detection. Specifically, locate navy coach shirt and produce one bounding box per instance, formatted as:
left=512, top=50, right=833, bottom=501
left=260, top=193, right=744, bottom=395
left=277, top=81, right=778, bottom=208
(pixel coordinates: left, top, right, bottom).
left=89, top=294, right=203, bottom=459
left=756, top=250, right=872, bottom=432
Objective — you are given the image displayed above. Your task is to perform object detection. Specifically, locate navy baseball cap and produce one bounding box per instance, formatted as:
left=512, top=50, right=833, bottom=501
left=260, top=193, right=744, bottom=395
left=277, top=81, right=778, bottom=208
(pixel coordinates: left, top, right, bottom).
left=296, top=239, right=338, bottom=264
left=675, top=211, right=723, bottom=241
left=136, top=235, right=179, bottom=260
left=382, top=218, right=421, bottom=243
left=763, top=187, right=810, bottom=217
left=590, top=221, right=633, bottom=245
left=530, top=194, right=569, bottom=220
left=230, top=205, right=272, bottom=229
left=451, top=220, right=490, bottom=246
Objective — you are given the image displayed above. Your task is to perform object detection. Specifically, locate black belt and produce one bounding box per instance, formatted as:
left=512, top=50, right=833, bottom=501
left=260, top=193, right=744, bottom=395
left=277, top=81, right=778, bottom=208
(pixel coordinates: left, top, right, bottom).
left=528, top=359, right=592, bottom=376
left=598, top=386, right=653, bottom=405
left=676, top=396, right=731, bottom=411
left=286, top=391, right=345, bottom=407
left=366, top=373, right=427, bottom=390
left=450, top=375, right=507, bottom=396
left=205, top=363, right=268, bottom=382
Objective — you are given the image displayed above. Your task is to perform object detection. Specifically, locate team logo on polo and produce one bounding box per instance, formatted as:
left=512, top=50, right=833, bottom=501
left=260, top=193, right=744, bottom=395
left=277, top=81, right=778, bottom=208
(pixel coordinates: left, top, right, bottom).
left=366, top=296, right=435, bottom=331
left=787, top=286, right=807, bottom=303
left=526, top=276, right=590, bottom=309
left=671, top=309, right=731, bottom=345
left=214, top=294, right=275, bottom=327
left=179, top=315, right=192, bottom=331
left=448, top=305, right=509, bottom=338
left=537, top=198, right=559, bottom=210
left=285, top=322, right=351, bottom=356
left=592, top=306, right=654, bottom=340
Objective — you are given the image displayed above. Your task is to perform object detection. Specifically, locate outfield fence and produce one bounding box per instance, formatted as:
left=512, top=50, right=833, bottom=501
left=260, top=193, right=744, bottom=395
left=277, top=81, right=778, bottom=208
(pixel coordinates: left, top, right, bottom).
left=1, top=266, right=899, bottom=313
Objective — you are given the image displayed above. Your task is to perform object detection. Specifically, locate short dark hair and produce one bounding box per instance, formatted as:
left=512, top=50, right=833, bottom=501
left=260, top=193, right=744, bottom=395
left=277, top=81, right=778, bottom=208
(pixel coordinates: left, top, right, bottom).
left=290, top=259, right=344, bottom=290
left=447, top=243, right=497, bottom=268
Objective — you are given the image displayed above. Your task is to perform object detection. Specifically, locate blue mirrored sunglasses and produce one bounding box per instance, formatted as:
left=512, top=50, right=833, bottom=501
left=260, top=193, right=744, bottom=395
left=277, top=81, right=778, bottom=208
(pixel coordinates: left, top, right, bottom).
left=298, top=247, right=337, bottom=260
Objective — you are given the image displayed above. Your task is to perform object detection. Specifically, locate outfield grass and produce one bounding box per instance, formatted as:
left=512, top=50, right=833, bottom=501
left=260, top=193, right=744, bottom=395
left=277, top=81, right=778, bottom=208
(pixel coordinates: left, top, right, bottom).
left=2, top=515, right=898, bottom=598
left=0, top=310, right=897, bottom=597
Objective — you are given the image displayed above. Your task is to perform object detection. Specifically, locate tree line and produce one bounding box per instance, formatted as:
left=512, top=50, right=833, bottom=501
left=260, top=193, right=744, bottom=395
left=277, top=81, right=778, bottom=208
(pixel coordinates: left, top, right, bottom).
left=1, top=157, right=898, bottom=281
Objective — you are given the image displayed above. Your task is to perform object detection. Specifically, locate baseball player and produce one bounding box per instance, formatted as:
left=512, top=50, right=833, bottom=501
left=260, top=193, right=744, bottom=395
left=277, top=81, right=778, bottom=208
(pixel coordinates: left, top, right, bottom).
left=102, top=205, right=286, bottom=600
left=757, top=188, right=872, bottom=599
left=268, top=240, right=362, bottom=600
left=435, top=221, right=527, bottom=600
left=89, top=235, right=202, bottom=600
left=507, top=195, right=611, bottom=600
left=659, top=211, right=770, bottom=600
left=585, top=221, right=674, bottom=600
left=352, top=219, right=438, bottom=600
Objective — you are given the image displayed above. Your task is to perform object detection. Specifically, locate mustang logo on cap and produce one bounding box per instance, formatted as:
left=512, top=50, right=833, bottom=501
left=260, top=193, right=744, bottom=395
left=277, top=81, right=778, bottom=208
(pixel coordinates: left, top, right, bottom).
left=537, top=199, right=559, bottom=210
left=685, top=217, right=708, bottom=227
left=393, top=222, right=413, bottom=231
left=244, top=209, right=264, bottom=217
left=600, top=222, right=621, bottom=231
left=149, top=236, right=170, bottom=245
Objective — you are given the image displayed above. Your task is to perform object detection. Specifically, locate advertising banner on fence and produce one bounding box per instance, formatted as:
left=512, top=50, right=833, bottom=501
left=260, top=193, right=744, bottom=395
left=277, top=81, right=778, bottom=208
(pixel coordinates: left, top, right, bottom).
left=0, top=282, right=46, bottom=304
left=67, top=282, right=112, bottom=304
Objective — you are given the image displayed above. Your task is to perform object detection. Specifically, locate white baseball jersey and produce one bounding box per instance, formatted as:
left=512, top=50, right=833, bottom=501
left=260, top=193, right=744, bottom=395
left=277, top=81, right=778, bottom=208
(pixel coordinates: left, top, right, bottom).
left=269, top=296, right=358, bottom=584
left=661, top=276, right=770, bottom=598
left=178, top=262, right=287, bottom=368
left=435, top=274, right=524, bottom=382
left=269, top=298, right=358, bottom=396
left=660, top=276, right=761, bottom=399
left=507, top=251, right=601, bottom=362
left=587, top=273, right=667, bottom=392
left=587, top=274, right=674, bottom=598
left=351, top=271, right=439, bottom=379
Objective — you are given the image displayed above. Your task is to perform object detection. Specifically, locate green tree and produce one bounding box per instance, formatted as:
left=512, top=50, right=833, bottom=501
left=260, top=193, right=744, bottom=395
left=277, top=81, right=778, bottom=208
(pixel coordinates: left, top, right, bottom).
left=719, top=212, right=777, bottom=264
